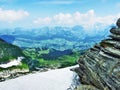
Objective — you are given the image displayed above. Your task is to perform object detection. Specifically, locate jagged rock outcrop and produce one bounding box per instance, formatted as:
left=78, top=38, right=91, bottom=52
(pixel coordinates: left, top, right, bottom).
left=73, top=18, right=120, bottom=90
left=0, top=69, right=29, bottom=82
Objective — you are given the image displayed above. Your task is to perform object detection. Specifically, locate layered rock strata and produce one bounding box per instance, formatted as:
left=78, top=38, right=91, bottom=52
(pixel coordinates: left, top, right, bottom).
left=73, top=18, right=120, bottom=90
left=0, top=69, right=29, bottom=82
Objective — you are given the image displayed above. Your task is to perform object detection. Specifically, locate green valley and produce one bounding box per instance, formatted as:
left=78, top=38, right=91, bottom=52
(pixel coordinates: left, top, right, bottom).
left=23, top=47, right=86, bottom=69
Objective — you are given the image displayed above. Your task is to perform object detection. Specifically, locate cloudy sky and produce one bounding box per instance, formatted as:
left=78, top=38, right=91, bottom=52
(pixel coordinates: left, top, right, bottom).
left=0, top=0, right=120, bottom=29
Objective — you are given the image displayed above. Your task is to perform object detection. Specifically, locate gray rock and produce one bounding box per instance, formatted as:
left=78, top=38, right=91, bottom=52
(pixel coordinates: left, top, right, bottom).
left=116, top=18, right=120, bottom=27
left=74, top=18, right=120, bottom=90
left=0, top=69, right=29, bottom=82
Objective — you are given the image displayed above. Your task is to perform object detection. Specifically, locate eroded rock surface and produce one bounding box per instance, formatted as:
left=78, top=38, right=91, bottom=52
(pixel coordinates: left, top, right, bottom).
left=0, top=69, right=29, bottom=82
left=73, top=18, right=120, bottom=90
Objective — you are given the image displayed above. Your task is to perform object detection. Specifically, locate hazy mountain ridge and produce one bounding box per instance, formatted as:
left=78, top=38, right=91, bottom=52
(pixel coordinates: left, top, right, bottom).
left=0, top=25, right=112, bottom=81
left=0, top=25, right=111, bottom=50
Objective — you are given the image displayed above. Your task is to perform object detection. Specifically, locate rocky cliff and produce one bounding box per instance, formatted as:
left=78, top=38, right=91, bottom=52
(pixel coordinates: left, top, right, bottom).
left=73, top=18, right=120, bottom=90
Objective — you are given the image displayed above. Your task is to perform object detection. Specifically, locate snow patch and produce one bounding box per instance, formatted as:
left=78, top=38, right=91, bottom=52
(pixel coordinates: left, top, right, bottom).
left=0, top=65, right=79, bottom=90
left=0, top=57, right=24, bottom=68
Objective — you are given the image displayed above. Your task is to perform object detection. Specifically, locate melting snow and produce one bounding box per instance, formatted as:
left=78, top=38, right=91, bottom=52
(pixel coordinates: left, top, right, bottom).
left=0, top=57, right=24, bottom=68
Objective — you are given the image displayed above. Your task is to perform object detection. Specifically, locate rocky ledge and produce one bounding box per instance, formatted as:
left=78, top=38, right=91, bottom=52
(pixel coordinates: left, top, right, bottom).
left=0, top=69, right=29, bottom=82
left=73, top=18, right=120, bottom=90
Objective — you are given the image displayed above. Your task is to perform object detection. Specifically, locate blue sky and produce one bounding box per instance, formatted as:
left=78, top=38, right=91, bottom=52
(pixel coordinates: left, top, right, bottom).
left=0, top=0, right=120, bottom=29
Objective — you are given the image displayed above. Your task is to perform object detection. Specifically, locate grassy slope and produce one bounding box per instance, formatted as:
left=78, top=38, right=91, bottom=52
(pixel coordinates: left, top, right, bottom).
left=23, top=48, right=85, bottom=69
left=0, top=37, right=86, bottom=71
left=0, top=38, right=29, bottom=70
left=38, top=52, right=79, bottom=68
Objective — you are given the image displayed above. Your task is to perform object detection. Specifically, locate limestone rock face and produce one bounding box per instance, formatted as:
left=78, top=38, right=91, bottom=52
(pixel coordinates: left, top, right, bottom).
left=74, top=19, right=120, bottom=90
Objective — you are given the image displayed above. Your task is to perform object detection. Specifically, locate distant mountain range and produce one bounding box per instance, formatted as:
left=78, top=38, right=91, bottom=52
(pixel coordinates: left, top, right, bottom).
left=0, top=25, right=112, bottom=50
left=0, top=25, right=114, bottom=81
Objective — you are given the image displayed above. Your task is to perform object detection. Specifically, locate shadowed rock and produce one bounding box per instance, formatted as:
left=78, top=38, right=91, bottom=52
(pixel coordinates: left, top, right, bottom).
left=116, top=18, right=120, bottom=27
left=73, top=18, right=120, bottom=90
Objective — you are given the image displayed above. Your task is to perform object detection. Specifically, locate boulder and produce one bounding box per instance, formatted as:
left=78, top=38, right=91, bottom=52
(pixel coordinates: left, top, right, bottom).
left=73, top=18, right=120, bottom=90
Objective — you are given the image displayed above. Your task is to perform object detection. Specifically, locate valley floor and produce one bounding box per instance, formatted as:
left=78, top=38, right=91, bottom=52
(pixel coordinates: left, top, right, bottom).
left=0, top=65, right=78, bottom=90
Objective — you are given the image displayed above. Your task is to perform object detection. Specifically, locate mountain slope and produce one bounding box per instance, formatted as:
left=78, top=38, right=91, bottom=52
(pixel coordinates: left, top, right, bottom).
left=0, top=38, right=24, bottom=63
left=0, top=25, right=110, bottom=50
left=0, top=38, right=29, bottom=81
left=0, top=65, right=77, bottom=90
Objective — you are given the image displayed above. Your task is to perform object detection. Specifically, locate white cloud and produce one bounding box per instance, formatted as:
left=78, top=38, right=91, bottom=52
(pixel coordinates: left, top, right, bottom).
left=53, top=13, right=73, bottom=25
left=33, top=10, right=120, bottom=29
left=0, top=8, right=29, bottom=22
left=34, top=17, right=51, bottom=25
